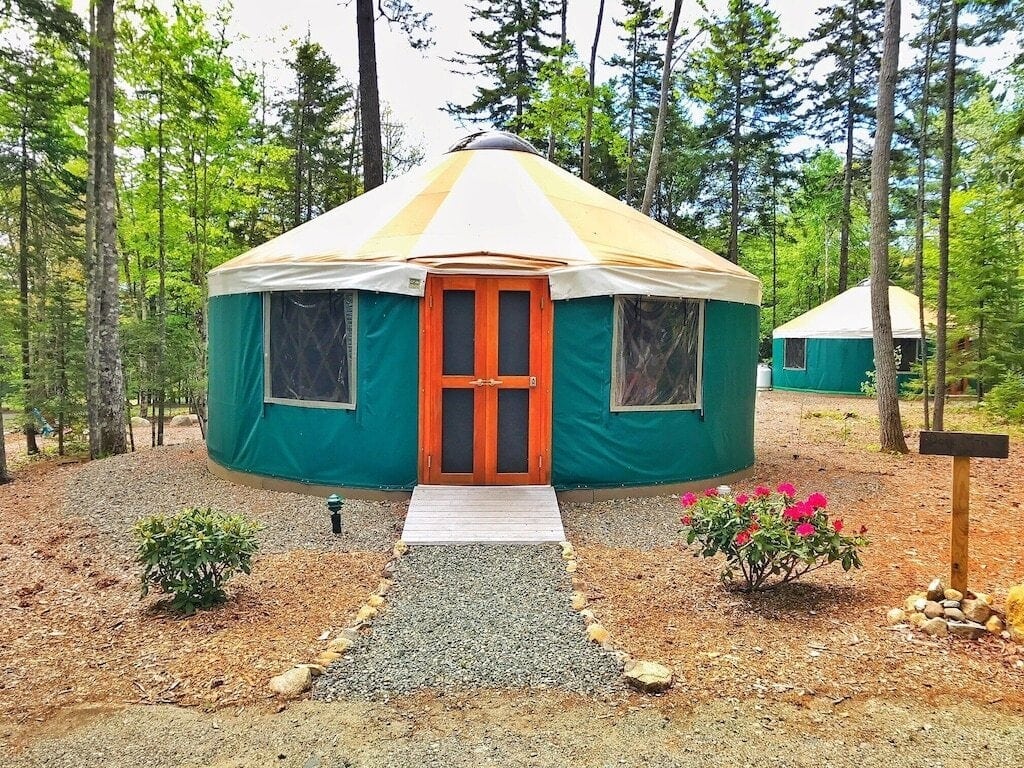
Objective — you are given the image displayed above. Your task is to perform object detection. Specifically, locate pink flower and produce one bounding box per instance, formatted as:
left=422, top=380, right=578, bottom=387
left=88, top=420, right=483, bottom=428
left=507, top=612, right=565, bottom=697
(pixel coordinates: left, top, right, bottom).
left=735, top=494, right=750, bottom=506
left=833, top=519, right=844, bottom=533
left=777, top=482, right=796, bottom=497
left=807, top=492, right=828, bottom=509
left=735, top=530, right=751, bottom=546
left=681, top=515, right=692, bottom=526
left=704, top=487, right=719, bottom=497
left=681, top=492, right=698, bottom=507
left=747, top=521, right=760, bottom=533
left=754, top=485, right=771, bottom=498
left=795, top=522, right=816, bottom=537
left=783, top=505, right=803, bottom=522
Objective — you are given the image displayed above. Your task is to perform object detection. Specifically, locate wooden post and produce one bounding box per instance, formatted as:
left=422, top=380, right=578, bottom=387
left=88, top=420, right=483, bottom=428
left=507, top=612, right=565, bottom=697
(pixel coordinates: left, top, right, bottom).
left=950, top=455, right=970, bottom=593
left=919, top=431, right=1008, bottom=595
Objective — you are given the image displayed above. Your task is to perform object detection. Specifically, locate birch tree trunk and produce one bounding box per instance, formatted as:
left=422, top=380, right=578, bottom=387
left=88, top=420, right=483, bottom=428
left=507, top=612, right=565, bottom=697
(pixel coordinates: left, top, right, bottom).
left=641, top=0, right=682, bottom=216
left=85, top=0, right=128, bottom=459
left=868, top=0, right=908, bottom=454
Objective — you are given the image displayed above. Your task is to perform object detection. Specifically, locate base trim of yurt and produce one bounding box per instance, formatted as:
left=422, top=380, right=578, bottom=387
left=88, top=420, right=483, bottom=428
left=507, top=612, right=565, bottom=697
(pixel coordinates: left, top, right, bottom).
left=207, top=459, right=755, bottom=502
left=206, top=458, right=414, bottom=501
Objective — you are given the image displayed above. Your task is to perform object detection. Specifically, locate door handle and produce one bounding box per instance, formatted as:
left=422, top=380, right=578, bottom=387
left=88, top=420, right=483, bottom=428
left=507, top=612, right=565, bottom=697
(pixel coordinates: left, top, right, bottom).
left=469, top=378, right=486, bottom=386
left=485, top=378, right=503, bottom=386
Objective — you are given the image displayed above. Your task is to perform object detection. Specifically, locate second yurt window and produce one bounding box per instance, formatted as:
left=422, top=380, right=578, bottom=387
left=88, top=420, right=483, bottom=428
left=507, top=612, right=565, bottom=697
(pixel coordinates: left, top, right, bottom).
left=612, top=297, right=703, bottom=410
left=264, top=291, right=356, bottom=408
left=784, top=338, right=806, bottom=370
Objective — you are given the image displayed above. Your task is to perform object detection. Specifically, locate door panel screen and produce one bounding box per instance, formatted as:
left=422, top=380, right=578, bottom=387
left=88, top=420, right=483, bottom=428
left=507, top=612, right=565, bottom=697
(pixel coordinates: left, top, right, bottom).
left=441, top=388, right=474, bottom=473
left=497, top=388, right=530, bottom=474
left=443, top=290, right=475, bottom=376
left=498, top=291, right=531, bottom=376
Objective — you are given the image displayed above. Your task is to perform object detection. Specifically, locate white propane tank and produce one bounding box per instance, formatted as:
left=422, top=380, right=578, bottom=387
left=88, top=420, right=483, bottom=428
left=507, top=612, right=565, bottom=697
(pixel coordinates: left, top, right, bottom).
left=756, top=363, right=772, bottom=391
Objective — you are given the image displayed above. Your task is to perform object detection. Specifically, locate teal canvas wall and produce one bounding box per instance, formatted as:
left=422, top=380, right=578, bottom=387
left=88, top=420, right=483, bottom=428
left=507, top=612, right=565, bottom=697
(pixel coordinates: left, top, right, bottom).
left=771, top=337, right=917, bottom=395
left=551, top=298, right=759, bottom=489
left=207, top=291, right=420, bottom=490
left=209, top=292, right=758, bottom=491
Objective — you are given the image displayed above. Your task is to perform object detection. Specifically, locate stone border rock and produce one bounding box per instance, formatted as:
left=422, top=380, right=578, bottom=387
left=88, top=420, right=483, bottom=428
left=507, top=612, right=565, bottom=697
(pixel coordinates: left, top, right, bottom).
left=561, top=540, right=675, bottom=694
left=269, top=539, right=409, bottom=699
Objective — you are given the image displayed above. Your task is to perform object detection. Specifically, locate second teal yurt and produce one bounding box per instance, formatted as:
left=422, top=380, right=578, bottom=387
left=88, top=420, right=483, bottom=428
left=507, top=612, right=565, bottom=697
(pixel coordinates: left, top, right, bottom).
left=772, top=280, right=930, bottom=395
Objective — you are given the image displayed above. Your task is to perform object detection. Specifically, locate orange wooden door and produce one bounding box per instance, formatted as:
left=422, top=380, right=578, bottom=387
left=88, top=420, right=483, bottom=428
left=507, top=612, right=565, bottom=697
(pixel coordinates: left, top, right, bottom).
left=420, top=276, right=552, bottom=485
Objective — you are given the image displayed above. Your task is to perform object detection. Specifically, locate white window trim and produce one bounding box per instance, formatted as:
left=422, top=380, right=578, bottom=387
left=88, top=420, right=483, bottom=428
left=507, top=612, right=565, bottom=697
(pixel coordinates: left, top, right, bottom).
left=783, top=337, right=806, bottom=371
left=610, top=296, right=705, bottom=413
left=263, top=290, right=358, bottom=410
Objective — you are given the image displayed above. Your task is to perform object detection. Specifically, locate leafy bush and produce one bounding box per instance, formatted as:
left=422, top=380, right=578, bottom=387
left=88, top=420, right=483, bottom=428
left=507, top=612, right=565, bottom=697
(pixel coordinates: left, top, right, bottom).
left=135, top=507, right=262, bottom=614
left=984, top=372, right=1024, bottom=425
left=680, top=484, right=869, bottom=592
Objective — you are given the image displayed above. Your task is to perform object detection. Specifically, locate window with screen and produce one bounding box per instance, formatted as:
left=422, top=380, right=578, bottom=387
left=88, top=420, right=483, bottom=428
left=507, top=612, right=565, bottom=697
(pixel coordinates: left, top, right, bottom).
left=265, top=291, right=356, bottom=407
left=784, top=338, right=806, bottom=370
left=894, top=339, right=918, bottom=373
left=612, top=297, right=703, bottom=410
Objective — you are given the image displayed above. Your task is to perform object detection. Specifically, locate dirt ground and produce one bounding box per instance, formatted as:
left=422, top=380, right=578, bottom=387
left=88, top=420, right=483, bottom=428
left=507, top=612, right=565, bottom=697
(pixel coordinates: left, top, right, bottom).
left=2, top=393, right=1023, bottom=765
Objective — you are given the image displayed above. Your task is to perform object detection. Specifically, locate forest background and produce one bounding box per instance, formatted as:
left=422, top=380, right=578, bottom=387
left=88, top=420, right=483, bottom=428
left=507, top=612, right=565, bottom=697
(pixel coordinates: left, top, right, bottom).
left=0, top=0, right=1022, bottom=469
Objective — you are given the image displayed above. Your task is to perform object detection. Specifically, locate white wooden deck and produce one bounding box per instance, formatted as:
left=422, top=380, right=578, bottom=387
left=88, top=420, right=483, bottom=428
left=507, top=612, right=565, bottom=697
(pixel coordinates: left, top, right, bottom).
left=402, top=485, right=565, bottom=545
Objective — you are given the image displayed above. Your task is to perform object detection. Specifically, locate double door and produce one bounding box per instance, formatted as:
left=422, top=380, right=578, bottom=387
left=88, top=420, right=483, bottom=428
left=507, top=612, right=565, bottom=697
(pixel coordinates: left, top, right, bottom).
left=420, top=276, right=551, bottom=485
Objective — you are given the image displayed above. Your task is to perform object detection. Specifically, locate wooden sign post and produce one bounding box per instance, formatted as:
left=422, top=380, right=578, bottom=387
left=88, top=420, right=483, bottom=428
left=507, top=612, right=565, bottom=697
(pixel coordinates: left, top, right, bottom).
left=919, top=431, right=1009, bottom=593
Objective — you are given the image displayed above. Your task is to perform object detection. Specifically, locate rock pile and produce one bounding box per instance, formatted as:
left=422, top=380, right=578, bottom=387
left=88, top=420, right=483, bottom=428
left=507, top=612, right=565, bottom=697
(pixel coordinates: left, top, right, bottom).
left=888, top=577, right=1013, bottom=641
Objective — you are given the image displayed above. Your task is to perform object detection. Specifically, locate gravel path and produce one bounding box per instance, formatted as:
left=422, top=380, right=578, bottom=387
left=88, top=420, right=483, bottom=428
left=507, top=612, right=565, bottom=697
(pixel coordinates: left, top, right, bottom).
left=560, top=496, right=685, bottom=550
left=314, top=545, right=622, bottom=699
left=62, top=443, right=404, bottom=563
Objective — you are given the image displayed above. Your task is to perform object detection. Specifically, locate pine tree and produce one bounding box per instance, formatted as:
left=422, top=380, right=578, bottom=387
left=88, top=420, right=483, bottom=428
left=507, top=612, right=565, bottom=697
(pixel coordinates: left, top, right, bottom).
left=688, top=0, right=799, bottom=264
left=445, top=0, right=560, bottom=133
left=607, top=0, right=666, bottom=207
left=801, top=0, right=885, bottom=294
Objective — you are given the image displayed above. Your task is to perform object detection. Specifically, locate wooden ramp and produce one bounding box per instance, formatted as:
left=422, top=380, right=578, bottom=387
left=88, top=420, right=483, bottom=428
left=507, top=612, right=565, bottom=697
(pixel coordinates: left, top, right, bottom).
left=402, top=485, right=564, bottom=545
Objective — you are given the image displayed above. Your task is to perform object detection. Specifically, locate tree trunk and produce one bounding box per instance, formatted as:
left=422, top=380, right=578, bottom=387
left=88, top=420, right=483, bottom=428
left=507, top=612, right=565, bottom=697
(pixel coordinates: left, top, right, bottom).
left=838, top=68, right=855, bottom=293
left=641, top=0, right=682, bottom=216
left=914, top=2, right=937, bottom=431
left=581, top=0, right=605, bottom=182
left=85, top=0, right=128, bottom=459
left=293, top=74, right=305, bottom=227
left=868, top=0, right=908, bottom=454
left=727, top=58, right=742, bottom=264
left=357, top=0, right=384, bottom=190
left=0, top=405, right=9, bottom=483
left=156, top=70, right=166, bottom=447
left=933, top=0, right=958, bottom=432
left=18, top=116, right=39, bottom=455
left=547, top=0, right=568, bottom=161
left=625, top=23, right=639, bottom=206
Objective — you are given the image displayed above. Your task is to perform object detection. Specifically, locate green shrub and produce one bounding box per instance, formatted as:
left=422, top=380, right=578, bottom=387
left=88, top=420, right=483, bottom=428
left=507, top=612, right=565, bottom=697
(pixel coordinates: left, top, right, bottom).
left=680, top=484, right=869, bottom=592
left=135, top=507, right=262, bottom=614
left=984, top=372, right=1024, bottom=425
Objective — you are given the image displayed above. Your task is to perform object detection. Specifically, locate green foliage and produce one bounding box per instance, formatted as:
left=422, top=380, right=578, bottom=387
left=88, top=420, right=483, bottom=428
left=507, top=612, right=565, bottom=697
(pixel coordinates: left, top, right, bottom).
left=984, top=372, right=1024, bottom=424
left=135, top=507, right=262, bottom=614
left=680, top=485, right=869, bottom=592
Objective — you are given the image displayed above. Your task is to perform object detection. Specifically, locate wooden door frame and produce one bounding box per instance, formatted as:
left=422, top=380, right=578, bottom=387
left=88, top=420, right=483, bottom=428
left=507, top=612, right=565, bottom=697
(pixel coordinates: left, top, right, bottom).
left=418, top=274, right=552, bottom=485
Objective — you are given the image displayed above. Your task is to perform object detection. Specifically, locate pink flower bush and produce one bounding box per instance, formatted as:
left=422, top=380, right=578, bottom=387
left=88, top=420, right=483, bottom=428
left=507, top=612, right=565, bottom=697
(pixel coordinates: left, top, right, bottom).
left=679, top=484, right=869, bottom=592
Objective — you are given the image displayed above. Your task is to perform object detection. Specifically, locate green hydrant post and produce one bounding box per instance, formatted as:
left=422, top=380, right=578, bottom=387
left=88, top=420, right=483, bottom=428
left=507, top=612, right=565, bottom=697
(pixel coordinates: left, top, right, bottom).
left=326, top=493, right=343, bottom=535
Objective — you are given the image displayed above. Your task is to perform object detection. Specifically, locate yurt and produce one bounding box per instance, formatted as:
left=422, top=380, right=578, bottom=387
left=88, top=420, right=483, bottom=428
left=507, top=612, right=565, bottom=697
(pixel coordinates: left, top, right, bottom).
left=771, top=280, right=929, bottom=395
left=206, top=132, right=762, bottom=498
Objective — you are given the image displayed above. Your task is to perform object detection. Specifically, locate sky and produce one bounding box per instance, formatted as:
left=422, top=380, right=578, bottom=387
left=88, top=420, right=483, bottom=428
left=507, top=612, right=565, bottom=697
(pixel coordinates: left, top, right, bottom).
left=70, top=0, right=1020, bottom=162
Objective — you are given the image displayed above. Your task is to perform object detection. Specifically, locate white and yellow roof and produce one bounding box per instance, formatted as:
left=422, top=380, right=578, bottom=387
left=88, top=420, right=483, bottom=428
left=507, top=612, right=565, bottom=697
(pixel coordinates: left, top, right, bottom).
left=209, top=132, right=761, bottom=305
left=774, top=281, right=932, bottom=339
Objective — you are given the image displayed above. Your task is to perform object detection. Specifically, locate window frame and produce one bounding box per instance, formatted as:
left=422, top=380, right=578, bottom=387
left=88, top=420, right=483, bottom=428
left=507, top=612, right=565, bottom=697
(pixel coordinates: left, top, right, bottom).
left=262, top=290, right=358, bottom=410
left=610, top=296, right=705, bottom=413
left=783, top=337, right=806, bottom=371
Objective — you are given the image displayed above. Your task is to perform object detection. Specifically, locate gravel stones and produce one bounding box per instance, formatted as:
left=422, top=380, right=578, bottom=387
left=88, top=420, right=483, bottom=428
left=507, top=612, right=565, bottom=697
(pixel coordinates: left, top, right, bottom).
left=62, top=444, right=404, bottom=563
left=313, top=545, right=622, bottom=699
left=560, top=496, right=683, bottom=549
